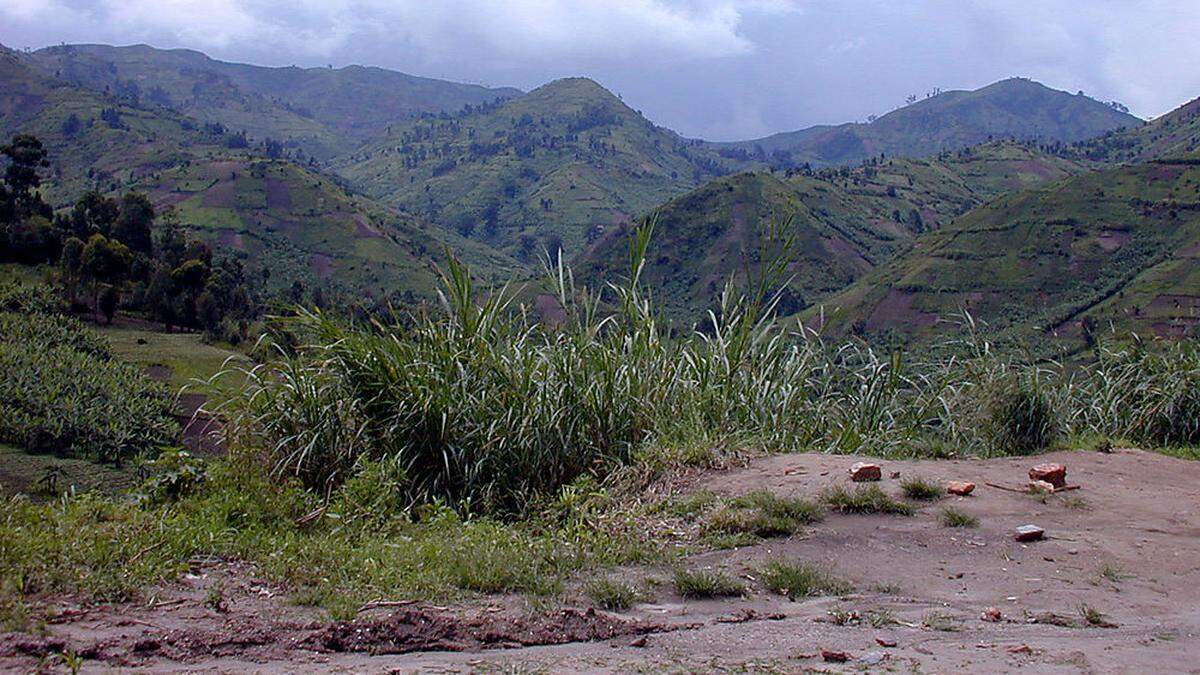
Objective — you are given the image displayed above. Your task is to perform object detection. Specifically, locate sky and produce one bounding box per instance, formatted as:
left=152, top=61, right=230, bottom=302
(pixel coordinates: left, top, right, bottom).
left=1, top=0, right=1198, bottom=140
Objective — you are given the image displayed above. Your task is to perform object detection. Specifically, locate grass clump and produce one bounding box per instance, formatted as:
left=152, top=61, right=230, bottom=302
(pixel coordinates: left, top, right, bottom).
left=759, top=559, right=851, bottom=600
left=899, top=476, right=944, bottom=501
left=938, top=506, right=979, bottom=528
left=1078, top=603, right=1117, bottom=627
left=701, top=490, right=823, bottom=539
left=821, top=485, right=914, bottom=516
left=673, top=568, right=745, bottom=599
left=584, top=577, right=645, bottom=611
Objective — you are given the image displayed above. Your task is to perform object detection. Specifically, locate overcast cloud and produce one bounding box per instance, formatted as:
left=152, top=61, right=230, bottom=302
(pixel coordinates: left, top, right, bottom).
left=1, top=0, right=1197, bottom=140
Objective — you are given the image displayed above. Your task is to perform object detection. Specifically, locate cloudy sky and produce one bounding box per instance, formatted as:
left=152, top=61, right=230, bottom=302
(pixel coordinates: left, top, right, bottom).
left=2, top=0, right=1198, bottom=140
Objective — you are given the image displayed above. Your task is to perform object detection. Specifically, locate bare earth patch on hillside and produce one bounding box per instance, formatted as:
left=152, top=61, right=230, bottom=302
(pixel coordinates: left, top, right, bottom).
left=4, top=448, right=1200, bottom=672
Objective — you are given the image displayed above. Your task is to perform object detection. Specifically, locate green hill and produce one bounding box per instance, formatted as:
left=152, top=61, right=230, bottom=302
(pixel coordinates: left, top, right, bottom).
left=1073, top=96, right=1200, bottom=162
left=332, top=77, right=730, bottom=260
left=23, top=43, right=521, bottom=159
left=716, top=78, right=1140, bottom=168
left=578, top=141, right=1089, bottom=321
left=0, top=45, right=229, bottom=205
left=815, top=157, right=1200, bottom=351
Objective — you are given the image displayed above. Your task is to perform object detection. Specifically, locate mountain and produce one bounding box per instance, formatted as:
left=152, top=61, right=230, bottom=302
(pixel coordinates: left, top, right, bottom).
left=715, top=78, right=1141, bottom=169
left=333, top=77, right=730, bottom=260
left=1, top=45, right=515, bottom=299
left=22, top=44, right=521, bottom=159
left=814, top=157, right=1200, bottom=351
left=577, top=141, right=1090, bottom=321
left=1073, top=95, right=1200, bottom=163
left=135, top=158, right=516, bottom=298
left=0, top=45, right=227, bottom=205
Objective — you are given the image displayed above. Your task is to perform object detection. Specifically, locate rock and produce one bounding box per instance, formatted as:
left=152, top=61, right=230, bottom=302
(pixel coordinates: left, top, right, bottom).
left=1014, top=524, right=1045, bottom=542
left=860, top=651, right=886, bottom=665
left=946, top=481, right=975, bottom=496
left=629, top=636, right=648, bottom=648
left=875, top=637, right=897, bottom=648
left=1028, top=479, right=1057, bottom=494
left=980, top=607, right=1002, bottom=622
left=1029, top=463, right=1067, bottom=488
left=849, top=462, right=882, bottom=482
left=821, top=650, right=852, bottom=663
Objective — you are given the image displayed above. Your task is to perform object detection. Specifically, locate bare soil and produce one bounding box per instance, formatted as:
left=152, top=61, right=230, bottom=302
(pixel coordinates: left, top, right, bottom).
left=4, top=447, right=1200, bottom=673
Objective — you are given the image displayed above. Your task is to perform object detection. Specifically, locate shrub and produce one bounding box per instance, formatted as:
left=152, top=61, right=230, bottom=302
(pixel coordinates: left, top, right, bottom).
left=759, top=560, right=851, bottom=599
left=976, top=372, right=1059, bottom=455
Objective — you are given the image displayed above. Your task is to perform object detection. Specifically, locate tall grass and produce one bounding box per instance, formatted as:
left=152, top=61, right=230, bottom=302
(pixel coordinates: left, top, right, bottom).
left=221, top=223, right=1200, bottom=515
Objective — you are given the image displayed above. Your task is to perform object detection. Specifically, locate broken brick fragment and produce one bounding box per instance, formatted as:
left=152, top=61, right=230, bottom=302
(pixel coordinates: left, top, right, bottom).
left=1029, top=463, right=1067, bottom=488
left=946, top=481, right=975, bottom=496
left=849, top=462, right=882, bottom=482
left=1014, top=524, right=1045, bottom=542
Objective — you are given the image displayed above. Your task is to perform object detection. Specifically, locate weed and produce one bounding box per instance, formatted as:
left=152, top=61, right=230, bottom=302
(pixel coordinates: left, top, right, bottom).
left=1094, top=564, right=1127, bottom=586
left=899, top=476, right=945, bottom=501
left=922, top=611, right=962, bottom=632
left=1058, top=494, right=1090, bottom=510
left=826, top=607, right=861, bottom=626
left=821, top=485, right=914, bottom=515
left=204, top=582, right=228, bottom=613
left=759, top=560, right=852, bottom=600
left=870, top=583, right=902, bottom=595
left=938, top=507, right=979, bottom=528
left=867, top=608, right=897, bottom=628
left=585, top=577, right=644, bottom=611
left=673, top=568, right=745, bottom=599
left=1078, top=603, right=1117, bottom=627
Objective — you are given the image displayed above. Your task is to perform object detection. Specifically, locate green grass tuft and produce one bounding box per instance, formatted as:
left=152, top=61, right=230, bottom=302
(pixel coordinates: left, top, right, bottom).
left=759, top=559, right=852, bottom=600
left=938, top=506, right=979, bottom=528
left=821, top=485, right=915, bottom=515
left=899, top=476, right=945, bottom=500
left=673, top=568, right=746, bottom=599
left=584, top=577, right=645, bottom=611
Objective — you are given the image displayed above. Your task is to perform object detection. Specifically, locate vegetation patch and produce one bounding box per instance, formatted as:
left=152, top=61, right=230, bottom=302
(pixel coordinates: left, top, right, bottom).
left=701, top=490, right=823, bottom=539
left=899, top=476, right=945, bottom=500
left=759, top=560, right=852, bottom=600
left=821, top=485, right=915, bottom=516
left=584, top=577, right=646, bottom=611
left=938, top=507, right=979, bottom=528
left=673, top=568, right=746, bottom=599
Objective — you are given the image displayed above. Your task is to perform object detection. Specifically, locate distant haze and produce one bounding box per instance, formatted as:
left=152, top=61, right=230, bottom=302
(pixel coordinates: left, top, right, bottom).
left=2, top=0, right=1198, bottom=140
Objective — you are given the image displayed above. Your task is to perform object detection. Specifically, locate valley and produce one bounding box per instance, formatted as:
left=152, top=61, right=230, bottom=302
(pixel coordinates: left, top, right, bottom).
left=1, top=26, right=1199, bottom=674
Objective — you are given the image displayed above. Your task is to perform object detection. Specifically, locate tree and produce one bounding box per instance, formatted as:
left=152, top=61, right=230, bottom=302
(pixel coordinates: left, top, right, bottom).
left=113, top=192, right=155, bottom=254
left=69, top=191, right=119, bottom=238
left=81, top=234, right=131, bottom=317
left=1, top=134, right=51, bottom=220
left=59, top=236, right=85, bottom=307
left=98, top=284, right=120, bottom=324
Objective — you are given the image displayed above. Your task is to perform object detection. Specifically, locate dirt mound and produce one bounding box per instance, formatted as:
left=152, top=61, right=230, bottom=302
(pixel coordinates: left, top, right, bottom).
left=313, top=607, right=667, bottom=655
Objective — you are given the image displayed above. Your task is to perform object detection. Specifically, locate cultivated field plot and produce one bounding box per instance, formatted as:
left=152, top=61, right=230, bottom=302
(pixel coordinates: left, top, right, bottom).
left=3, top=447, right=1197, bottom=672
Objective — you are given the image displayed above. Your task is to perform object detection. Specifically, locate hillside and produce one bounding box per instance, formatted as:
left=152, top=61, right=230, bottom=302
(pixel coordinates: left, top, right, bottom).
left=716, top=78, right=1140, bottom=168
left=1073, top=95, right=1200, bottom=163
left=23, top=44, right=521, bottom=159
left=578, top=141, right=1089, bottom=321
left=815, top=158, right=1200, bottom=350
left=332, top=77, right=730, bottom=259
left=0, top=46, right=228, bottom=205
left=135, top=158, right=516, bottom=297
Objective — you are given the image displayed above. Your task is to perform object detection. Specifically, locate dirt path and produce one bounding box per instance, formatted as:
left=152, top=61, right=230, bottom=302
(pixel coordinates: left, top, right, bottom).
left=4, top=448, right=1199, bottom=672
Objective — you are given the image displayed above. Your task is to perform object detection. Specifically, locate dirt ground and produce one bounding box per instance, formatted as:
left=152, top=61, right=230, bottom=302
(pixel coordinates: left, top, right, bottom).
left=4, top=447, right=1199, bottom=673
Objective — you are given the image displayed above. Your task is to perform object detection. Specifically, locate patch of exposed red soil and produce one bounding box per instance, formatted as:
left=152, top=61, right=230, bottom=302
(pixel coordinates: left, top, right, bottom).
left=263, top=178, right=292, bottom=211
left=217, top=229, right=246, bottom=251
left=1095, top=228, right=1132, bottom=252
left=310, top=253, right=335, bottom=279
left=201, top=179, right=236, bottom=208
left=352, top=214, right=384, bottom=239
left=312, top=607, right=666, bottom=656
left=865, top=288, right=939, bottom=330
